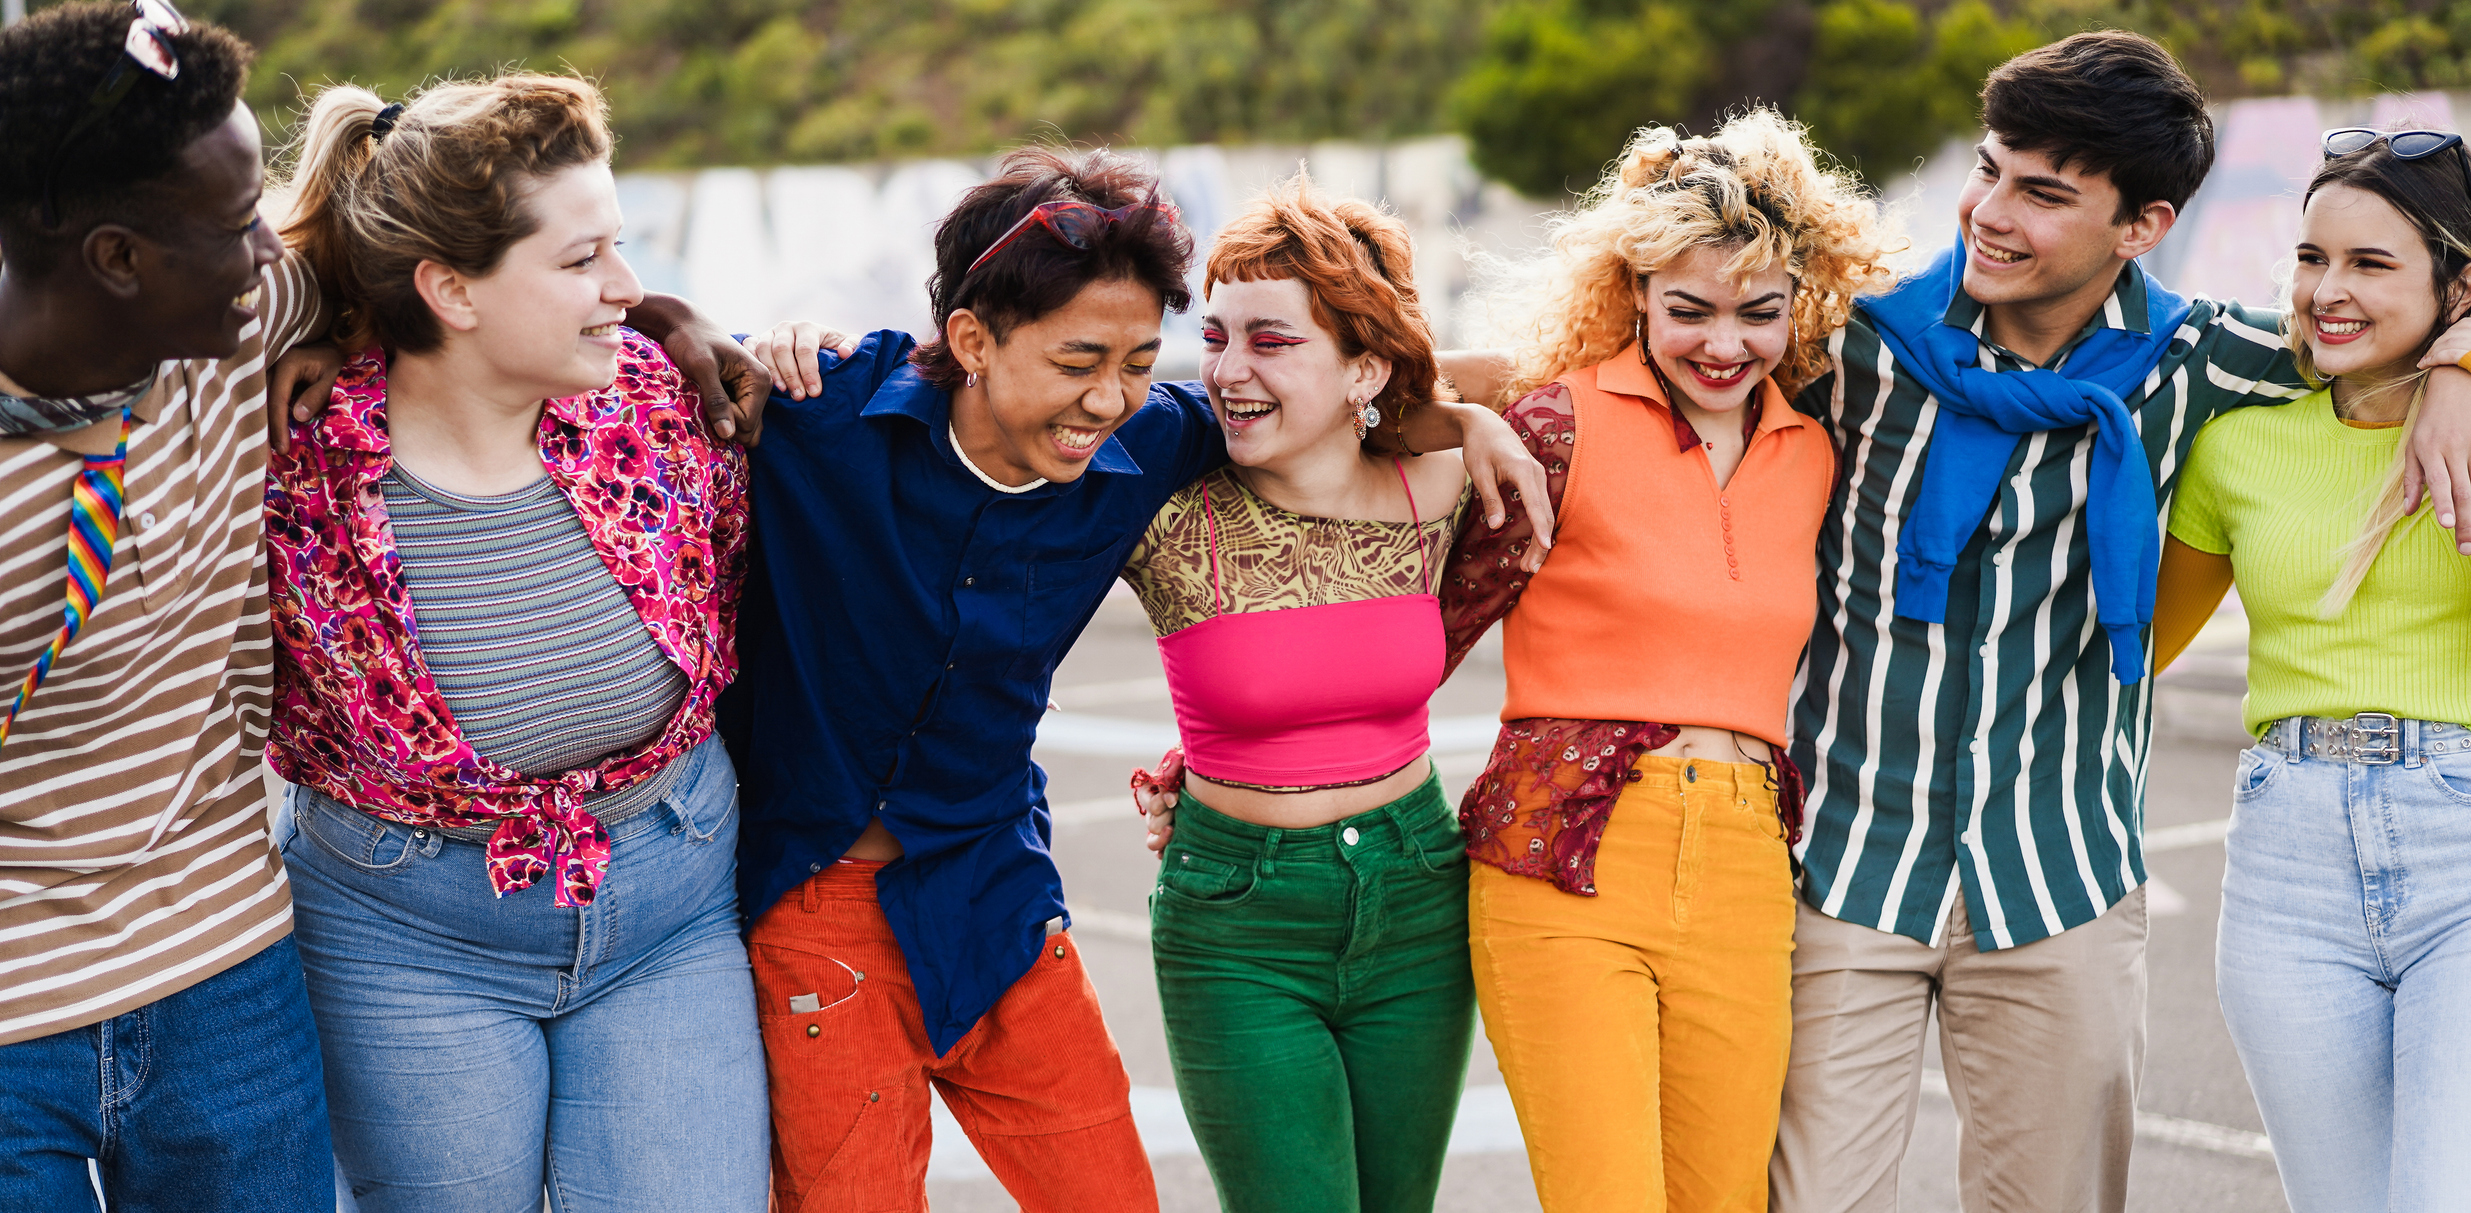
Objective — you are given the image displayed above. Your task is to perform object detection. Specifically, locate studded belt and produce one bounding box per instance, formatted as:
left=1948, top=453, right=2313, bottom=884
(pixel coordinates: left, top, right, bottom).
left=2276, top=714, right=2471, bottom=765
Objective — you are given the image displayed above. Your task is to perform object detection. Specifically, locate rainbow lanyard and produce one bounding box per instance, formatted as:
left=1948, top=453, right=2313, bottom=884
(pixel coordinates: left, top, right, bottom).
left=0, top=406, right=133, bottom=749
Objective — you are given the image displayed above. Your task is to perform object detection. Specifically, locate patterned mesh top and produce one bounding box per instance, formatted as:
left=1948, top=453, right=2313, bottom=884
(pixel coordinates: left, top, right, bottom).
left=1124, top=466, right=1474, bottom=637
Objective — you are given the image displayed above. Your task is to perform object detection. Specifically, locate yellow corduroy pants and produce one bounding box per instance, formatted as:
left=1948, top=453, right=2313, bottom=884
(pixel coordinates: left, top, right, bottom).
left=1470, top=756, right=1797, bottom=1213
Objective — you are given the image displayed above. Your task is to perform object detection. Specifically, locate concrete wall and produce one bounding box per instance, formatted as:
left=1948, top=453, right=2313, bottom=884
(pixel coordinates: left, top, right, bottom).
left=614, top=90, right=2463, bottom=376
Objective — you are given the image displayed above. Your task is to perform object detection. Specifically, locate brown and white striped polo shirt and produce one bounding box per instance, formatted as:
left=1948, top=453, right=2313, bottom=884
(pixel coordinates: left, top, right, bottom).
left=0, top=253, right=322, bottom=1045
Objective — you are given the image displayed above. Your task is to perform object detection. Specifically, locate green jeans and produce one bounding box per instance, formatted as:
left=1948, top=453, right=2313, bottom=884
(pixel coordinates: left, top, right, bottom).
left=1151, top=767, right=1477, bottom=1213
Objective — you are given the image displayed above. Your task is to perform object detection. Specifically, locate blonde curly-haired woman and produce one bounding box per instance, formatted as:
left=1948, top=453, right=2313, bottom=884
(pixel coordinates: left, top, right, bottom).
left=1439, top=108, right=1897, bottom=1211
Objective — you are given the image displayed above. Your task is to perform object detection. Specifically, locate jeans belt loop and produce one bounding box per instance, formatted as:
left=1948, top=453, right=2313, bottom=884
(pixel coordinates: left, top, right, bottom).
left=2405, top=717, right=2425, bottom=768
left=2282, top=716, right=2304, bottom=762
left=2351, top=712, right=2401, bottom=765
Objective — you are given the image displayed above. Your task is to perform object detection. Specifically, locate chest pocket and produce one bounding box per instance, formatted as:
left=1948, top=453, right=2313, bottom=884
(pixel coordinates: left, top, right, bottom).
left=1008, top=549, right=1125, bottom=680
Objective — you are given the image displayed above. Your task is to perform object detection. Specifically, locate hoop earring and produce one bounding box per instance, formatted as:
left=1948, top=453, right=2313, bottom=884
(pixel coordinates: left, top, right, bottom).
left=1349, top=397, right=1370, bottom=441
left=1635, top=314, right=1651, bottom=362
left=965, top=371, right=979, bottom=388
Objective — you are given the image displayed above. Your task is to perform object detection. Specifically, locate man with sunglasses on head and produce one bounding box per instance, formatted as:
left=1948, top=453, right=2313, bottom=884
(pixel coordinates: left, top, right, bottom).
left=0, top=5, right=334, bottom=1209
left=1766, top=31, right=2471, bottom=1213
left=0, top=7, right=776, bottom=1209
left=719, top=145, right=1550, bottom=1212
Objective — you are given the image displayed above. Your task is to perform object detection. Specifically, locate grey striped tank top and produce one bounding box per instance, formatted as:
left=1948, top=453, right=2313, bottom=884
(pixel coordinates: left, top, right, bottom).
left=381, top=465, right=690, bottom=836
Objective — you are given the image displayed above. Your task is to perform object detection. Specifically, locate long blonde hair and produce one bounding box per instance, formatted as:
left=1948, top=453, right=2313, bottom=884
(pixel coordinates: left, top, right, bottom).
left=2285, top=142, right=2471, bottom=617
left=1494, top=107, right=1899, bottom=399
left=280, top=73, right=614, bottom=354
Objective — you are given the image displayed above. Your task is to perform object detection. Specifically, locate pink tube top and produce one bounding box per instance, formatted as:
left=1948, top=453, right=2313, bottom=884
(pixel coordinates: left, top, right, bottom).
left=1155, top=460, right=1443, bottom=788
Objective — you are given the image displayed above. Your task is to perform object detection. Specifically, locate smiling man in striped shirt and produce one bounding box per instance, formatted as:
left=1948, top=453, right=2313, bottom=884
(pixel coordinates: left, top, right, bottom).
left=1770, top=32, right=2471, bottom=1213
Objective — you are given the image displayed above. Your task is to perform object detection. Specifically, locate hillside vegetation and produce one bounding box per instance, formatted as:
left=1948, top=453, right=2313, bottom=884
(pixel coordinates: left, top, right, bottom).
left=129, top=0, right=2471, bottom=195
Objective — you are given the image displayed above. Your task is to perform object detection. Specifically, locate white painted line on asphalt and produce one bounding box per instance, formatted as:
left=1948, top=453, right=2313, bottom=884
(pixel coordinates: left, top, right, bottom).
left=1051, top=676, right=1172, bottom=709
left=928, top=1083, right=1526, bottom=1181
left=1066, top=903, right=1152, bottom=943
left=2147, top=817, right=2232, bottom=853
left=1918, top=1069, right=2272, bottom=1160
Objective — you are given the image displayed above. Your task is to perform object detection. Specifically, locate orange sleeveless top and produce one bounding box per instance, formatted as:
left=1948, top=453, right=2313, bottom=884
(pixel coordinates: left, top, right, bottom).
left=1499, top=348, right=1834, bottom=746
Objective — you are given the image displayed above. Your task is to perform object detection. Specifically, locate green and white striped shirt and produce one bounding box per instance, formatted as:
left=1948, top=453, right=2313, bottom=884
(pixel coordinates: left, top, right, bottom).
left=1788, top=260, right=2303, bottom=950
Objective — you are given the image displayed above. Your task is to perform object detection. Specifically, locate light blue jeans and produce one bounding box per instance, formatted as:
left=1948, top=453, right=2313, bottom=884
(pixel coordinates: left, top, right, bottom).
left=2218, top=718, right=2471, bottom=1212
left=277, top=737, right=769, bottom=1213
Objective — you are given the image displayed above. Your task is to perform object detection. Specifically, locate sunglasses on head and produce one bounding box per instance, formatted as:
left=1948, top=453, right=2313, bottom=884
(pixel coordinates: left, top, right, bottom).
left=2323, top=127, right=2466, bottom=162
left=39, top=0, right=191, bottom=228
left=964, top=198, right=1182, bottom=278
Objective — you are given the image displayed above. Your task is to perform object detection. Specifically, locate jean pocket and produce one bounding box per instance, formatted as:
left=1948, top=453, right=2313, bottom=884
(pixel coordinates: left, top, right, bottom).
left=2422, top=751, right=2471, bottom=805
left=1154, top=846, right=1258, bottom=906
left=663, top=741, right=741, bottom=845
left=2232, top=747, right=2287, bottom=801
left=298, top=792, right=428, bottom=874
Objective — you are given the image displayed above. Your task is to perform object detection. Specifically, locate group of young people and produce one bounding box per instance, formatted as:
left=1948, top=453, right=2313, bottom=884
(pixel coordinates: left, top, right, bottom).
left=1, top=3, right=2468, bottom=1213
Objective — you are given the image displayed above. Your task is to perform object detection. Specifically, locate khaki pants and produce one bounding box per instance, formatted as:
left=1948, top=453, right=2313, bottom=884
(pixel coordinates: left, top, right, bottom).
left=1769, top=886, right=2147, bottom=1213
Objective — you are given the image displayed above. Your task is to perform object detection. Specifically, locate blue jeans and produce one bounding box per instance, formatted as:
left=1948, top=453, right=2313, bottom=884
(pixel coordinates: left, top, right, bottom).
left=279, top=737, right=769, bottom=1213
left=0, top=934, right=333, bottom=1213
left=2218, top=718, right=2471, bottom=1212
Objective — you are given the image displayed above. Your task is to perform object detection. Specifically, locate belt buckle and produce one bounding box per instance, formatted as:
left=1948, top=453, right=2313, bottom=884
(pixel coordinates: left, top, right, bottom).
left=2352, top=712, right=2400, bottom=765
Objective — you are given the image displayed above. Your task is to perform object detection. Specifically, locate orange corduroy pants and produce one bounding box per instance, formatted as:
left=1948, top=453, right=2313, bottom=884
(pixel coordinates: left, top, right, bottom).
left=749, top=860, right=1157, bottom=1213
left=1470, top=756, right=1798, bottom=1212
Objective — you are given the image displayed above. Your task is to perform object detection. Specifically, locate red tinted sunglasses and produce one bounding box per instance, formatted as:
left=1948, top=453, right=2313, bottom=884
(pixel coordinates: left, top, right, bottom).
left=965, top=199, right=1182, bottom=277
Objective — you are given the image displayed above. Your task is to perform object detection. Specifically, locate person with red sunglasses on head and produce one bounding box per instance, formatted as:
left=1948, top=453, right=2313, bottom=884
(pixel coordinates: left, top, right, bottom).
left=726, top=145, right=1552, bottom=1212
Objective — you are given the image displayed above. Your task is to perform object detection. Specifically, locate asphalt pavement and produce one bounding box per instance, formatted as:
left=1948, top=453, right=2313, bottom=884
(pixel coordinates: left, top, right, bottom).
left=921, top=587, right=2292, bottom=1212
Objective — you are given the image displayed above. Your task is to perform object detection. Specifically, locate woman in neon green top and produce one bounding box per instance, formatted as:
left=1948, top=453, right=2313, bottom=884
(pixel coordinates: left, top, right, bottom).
left=2156, top=132, right=2471, bottom=1212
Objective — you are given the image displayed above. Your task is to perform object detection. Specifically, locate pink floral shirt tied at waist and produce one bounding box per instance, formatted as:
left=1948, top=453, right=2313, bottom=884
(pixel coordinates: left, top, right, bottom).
left=266, top=331, right=748, bottom=907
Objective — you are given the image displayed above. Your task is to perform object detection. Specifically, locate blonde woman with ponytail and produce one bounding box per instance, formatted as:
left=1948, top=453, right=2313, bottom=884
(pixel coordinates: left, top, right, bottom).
left=2155, top=134, right=2471, bottom=1210
left=1437, top=108, right=1894, bottom=1211
left=263, top=75, right=769, bottom=1211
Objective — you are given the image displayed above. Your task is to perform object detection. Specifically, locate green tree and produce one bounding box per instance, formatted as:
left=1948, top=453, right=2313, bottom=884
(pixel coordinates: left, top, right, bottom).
left=1793, top=0, right=2040, bottom=183
left=1448, top=0, right=1716, bottom=198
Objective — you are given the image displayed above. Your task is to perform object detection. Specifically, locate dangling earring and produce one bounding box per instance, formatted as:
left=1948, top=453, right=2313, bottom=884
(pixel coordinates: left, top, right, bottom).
left=1635, top=314, right=1651, bottom=363
left=965, top=370, right=979, bottom=388
left=1359, top=398, right=1382, bottom=435
left=1349, top=397, right=1371, bottom=441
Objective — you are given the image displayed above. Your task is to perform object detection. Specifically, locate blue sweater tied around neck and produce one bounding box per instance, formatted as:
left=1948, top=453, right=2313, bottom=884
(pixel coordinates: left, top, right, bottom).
left=1857, top=241, right=2191, bottom=683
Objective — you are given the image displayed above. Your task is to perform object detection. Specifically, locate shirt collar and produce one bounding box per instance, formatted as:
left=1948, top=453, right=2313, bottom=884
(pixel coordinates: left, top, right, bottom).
left=1597, top=341, right=1803, bottom=450
left=859, top=363, right=1143, bottom=477
left=1944, top=258, right=2153, bottom=364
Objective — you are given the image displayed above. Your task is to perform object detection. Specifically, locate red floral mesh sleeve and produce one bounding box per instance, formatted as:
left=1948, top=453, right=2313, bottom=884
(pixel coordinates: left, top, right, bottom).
left=1440, top=383, right=1574, bottom=680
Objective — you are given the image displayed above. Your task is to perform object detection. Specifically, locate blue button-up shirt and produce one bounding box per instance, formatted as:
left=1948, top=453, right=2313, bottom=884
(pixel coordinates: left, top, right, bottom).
left=722, top=330, right=1221, bottom=1053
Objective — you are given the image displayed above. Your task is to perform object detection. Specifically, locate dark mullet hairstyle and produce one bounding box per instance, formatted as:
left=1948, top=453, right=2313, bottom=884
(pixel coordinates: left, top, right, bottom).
left=913, top=145, right=1194, bottom=390
left=1982, top=30, right=2214, bottom=224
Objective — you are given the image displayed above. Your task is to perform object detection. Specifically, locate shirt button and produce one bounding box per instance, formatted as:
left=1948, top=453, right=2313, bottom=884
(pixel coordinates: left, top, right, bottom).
left=1342, top=827, right=1360, bottom=846
left=1978, top=644, right=1990, bottom=656
left=809, top=862, right=822, bottom=873
left=1992, top=551, right=2009, bottom=566
left=963, top=577, right=975, bottom=587
left=806, top=1024, right=821, bottom=1038
left=1968, top=739, right=1984, bottom=754
left=1961, top=830, right=1979, bottom=845
left=138, top=511, right=157, bottom=531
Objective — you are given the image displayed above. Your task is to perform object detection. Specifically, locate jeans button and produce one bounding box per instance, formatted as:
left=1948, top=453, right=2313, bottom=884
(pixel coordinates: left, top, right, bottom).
left=1341, top=827, right=1360, bottom=846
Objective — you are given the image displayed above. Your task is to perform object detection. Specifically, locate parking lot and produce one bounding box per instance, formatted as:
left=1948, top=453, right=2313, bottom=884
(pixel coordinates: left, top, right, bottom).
left=923, top=589, right=2291, bottom=1212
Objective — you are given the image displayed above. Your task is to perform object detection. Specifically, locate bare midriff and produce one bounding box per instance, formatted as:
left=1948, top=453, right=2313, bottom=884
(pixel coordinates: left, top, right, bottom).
left=1186, top=754, right=1435, bottom=830
left=1645, top=724, right=1773, bottom=765
left=840, top=817, right=905, bottom=861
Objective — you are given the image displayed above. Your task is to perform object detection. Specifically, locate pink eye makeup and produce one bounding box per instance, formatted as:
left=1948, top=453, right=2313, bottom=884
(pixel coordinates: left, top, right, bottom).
left=1251, top=334, right=1308, bottom=349
left=1201, top=327, right=1228, bottom=345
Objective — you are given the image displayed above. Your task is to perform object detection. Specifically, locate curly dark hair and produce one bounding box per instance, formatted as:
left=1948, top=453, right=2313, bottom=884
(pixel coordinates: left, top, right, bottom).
left=913, top=145, right=1194, bottom=390
left=0, top=2, right=253, bottom=273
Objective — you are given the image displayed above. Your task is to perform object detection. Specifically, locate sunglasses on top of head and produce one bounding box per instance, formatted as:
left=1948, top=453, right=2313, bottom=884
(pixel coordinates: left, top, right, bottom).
left=39, top=0, right=192, bottom=228
left=964, top=198, right=1182, bottom=279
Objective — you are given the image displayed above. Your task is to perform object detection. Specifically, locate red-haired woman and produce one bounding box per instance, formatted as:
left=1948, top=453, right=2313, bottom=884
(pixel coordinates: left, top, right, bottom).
left=1116, top=179, right=1518, bottom=1213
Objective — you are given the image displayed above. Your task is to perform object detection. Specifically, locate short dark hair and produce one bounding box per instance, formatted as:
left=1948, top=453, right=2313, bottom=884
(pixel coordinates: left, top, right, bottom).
left=913, top=146, right=1194, bottom=390
left=1982, top=31, right=2213, bottom=224
left=0, top=2, right=252, bottom=275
